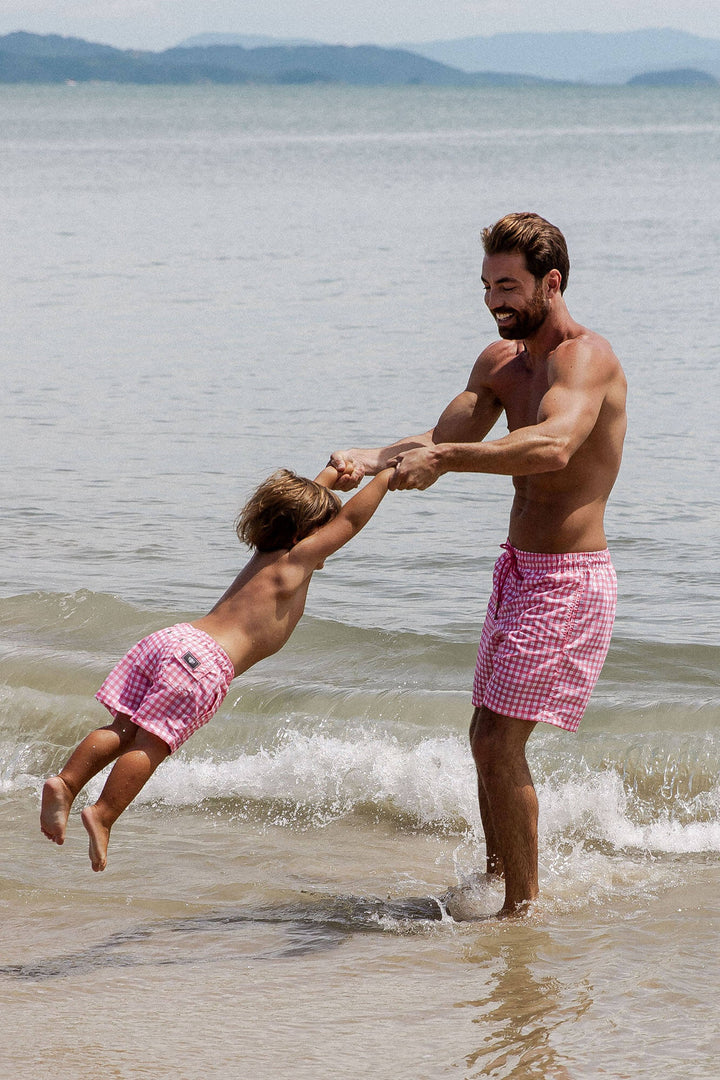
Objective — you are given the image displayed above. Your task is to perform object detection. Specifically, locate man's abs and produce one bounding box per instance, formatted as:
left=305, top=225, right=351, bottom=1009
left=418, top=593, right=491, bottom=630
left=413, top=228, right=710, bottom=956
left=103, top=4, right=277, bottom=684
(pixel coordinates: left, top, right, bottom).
left=508, top=486, right=610, bottom=553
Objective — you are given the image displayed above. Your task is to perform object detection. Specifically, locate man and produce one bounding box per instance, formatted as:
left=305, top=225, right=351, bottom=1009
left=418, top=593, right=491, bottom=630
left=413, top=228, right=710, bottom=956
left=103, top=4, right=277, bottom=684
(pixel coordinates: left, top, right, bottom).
left=331, top=212, right=627, bottom=917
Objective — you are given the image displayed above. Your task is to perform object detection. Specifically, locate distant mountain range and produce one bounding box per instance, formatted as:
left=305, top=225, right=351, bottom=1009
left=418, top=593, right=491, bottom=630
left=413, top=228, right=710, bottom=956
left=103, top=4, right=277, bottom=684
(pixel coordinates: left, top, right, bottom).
left=0, top=32, right=561, bottom=87
left=397, top=28, right=720, bottom=83
left=628, top=67, right=718, bottom=87
left=0, top=30, right=718, bottom=87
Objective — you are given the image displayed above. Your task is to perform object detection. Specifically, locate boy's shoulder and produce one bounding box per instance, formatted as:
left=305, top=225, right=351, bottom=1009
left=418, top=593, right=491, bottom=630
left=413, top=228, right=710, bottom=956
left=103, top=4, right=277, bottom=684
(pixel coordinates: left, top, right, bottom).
left=233, top=548, right=316, bottom=598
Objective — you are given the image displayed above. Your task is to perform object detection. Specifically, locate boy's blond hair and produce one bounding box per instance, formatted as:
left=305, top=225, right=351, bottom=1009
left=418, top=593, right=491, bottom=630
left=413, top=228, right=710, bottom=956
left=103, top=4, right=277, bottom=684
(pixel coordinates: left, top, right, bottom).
left=236, top=469, right=341, bottom=552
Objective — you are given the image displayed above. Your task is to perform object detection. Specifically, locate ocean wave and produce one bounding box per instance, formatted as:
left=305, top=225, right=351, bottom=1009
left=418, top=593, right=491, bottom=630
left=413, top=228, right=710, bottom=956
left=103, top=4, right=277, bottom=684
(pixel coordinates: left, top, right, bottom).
left=3, top=588, right=720, bottom=702
left=4, top=589, right=720, bottom=856
left=13, top=719, right=720, bottom=856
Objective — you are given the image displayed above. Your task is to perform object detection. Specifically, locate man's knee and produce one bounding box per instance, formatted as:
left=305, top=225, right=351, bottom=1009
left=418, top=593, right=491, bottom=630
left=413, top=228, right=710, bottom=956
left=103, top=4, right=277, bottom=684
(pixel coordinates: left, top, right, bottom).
left=469, top=706, right=501, bottom=771
left=470, top=707, right=534, bottom=772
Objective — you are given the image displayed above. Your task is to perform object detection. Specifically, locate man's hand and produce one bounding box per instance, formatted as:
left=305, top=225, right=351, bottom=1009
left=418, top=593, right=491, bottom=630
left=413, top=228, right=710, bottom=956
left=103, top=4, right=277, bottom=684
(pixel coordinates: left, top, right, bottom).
left=328, top=452, right=366, bottom=491
left=389, top=447, right=444, bottom=490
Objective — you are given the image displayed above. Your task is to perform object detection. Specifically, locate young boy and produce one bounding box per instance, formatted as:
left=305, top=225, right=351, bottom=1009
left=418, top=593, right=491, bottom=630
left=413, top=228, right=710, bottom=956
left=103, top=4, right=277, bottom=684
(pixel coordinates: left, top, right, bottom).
left=41, top=463, right=392, bottom=872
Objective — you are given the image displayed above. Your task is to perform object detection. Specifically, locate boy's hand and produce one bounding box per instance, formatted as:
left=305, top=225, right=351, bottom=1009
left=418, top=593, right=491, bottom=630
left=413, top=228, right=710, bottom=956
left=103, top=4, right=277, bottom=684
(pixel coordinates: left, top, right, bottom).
left=328, top=452, right=365, bottom=490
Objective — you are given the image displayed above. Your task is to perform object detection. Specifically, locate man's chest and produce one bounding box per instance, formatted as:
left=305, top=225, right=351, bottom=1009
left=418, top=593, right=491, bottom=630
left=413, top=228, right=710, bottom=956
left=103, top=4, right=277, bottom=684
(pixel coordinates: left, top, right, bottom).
left=493, top=366, right=550, bottom=431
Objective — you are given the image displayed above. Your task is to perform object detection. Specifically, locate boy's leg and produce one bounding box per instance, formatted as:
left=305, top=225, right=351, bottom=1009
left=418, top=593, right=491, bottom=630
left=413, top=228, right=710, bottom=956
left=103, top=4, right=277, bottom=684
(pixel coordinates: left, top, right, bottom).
left=41, top=714, right=138, bottom=845
left=81, top=727, right=170, bottom=871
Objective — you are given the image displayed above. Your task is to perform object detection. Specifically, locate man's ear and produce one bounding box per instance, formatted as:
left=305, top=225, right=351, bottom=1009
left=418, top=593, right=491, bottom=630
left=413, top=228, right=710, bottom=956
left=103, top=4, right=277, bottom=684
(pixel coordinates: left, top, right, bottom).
left=546, top=268, right=562, bottom=296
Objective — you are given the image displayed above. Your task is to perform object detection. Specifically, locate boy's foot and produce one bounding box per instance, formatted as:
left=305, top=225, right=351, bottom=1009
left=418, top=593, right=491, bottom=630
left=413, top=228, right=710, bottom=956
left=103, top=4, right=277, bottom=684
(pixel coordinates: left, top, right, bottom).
left=81, top=805, right=110, bottom=872
left=40, top=776, right=74, bottom=845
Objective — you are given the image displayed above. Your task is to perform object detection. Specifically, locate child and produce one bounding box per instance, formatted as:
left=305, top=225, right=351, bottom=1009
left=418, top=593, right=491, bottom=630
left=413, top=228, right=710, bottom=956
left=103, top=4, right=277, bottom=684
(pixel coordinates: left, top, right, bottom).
left=41, top=463, right=392, bottom=872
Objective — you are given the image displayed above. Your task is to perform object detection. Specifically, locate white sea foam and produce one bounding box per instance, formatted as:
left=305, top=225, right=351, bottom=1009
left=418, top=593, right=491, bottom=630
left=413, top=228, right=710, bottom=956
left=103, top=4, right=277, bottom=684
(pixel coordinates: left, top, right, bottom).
left=71, top=726, right=720, bottom=858
left=126, top=728, right=480, bottom=830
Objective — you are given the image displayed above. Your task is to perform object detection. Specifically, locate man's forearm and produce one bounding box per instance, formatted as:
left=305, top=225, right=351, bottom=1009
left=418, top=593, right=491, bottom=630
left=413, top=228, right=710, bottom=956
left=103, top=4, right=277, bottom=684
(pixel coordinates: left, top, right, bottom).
left=338, top=431, right=435, bottom=474
left=434, top=428, right=569, bottom=477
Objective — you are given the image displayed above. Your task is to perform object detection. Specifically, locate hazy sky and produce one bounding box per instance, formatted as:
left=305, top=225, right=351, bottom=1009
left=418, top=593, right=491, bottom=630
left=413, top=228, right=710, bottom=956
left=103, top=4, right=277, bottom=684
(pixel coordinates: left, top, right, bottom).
left=1, top=0, right=719, bottom=52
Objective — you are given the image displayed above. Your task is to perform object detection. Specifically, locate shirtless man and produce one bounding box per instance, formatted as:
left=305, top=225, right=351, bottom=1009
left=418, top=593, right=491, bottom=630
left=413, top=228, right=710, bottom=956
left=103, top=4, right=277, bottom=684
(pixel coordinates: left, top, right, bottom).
left=332, top=212, right=627, bottom=916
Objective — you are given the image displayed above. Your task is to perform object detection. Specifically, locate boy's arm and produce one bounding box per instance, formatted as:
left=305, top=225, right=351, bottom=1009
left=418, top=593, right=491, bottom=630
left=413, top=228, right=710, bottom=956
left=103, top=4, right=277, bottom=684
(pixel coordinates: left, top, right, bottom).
left=313, top=464, right=341, bottom=488
left=315, top=460, right=372, bottom=491
left=290, top=469, right=393, bottom=565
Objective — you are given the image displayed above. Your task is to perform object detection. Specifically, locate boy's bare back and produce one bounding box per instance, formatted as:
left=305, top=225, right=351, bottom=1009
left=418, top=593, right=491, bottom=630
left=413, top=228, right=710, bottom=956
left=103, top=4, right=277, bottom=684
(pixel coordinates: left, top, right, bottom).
left=193, top=466, right=393, bottom=677
left=192, top=547, right=322, bottom=675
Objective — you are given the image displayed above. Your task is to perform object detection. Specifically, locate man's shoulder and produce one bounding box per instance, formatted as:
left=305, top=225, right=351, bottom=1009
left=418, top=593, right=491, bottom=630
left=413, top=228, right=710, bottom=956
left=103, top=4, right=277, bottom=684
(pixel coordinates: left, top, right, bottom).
left=480, top=337, right=524, bottom=361
left=552, top=326, right=623, bottom=373
left=472, top=338, right=525, bottom=375
left=548, top=329, right=627, bottom=409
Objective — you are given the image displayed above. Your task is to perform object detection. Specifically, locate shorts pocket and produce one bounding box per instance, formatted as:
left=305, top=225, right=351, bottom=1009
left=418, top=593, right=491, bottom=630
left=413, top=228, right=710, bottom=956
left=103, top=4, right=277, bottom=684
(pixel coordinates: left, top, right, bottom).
left=161, top=650, right=210, bottom=688
left=162, top=649, right=224, bottom=712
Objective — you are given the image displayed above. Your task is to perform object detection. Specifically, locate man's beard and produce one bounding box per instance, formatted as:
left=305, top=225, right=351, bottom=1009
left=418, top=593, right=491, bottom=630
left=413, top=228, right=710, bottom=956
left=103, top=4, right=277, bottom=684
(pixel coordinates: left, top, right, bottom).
left=495, top=282, right=550, bottom=340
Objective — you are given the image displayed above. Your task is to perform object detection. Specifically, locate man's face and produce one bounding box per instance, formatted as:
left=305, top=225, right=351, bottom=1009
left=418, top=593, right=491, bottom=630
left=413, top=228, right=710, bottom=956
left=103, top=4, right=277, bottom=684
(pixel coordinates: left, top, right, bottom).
left=481, top=251, right=550, bottom=340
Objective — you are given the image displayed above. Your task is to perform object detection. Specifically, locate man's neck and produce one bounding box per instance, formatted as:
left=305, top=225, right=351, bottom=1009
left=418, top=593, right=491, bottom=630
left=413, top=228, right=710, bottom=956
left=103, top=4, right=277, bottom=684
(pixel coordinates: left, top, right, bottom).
left=523, top=301, right=580, bottom=363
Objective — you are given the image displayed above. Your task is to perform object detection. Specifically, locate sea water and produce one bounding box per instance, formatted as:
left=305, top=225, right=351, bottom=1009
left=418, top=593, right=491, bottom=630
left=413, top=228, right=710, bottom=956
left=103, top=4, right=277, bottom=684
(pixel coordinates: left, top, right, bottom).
left=1, top=83, right=719, bottom=1079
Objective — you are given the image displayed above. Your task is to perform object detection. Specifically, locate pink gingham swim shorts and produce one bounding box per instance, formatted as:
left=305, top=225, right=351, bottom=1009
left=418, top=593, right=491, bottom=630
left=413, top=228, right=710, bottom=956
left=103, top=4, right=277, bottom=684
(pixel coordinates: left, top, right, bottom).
left=472, top=543, right=617, bottom=732
left=95, top=623, right=235, bottom=753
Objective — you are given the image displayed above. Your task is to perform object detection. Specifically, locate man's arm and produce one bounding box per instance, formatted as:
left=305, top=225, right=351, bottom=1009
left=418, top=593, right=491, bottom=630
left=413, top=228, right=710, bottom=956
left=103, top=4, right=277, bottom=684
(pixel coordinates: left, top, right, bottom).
left=391, top=338, right=615, bottom=489
left=330, top=344, right=506, bottom=488
left=329, top=433, right=434, bottom=487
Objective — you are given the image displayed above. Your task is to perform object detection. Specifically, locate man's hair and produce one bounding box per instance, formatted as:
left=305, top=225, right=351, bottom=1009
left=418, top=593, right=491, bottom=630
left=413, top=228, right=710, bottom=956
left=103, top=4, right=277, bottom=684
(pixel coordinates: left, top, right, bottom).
left=236, top=469, right=341, bottom=552
left=481, top=212, right=570, bottom=293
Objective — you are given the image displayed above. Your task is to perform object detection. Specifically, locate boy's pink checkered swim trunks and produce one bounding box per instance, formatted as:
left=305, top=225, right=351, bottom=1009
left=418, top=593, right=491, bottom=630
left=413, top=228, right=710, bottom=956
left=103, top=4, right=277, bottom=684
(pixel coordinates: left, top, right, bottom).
left=472, top=543, right=617, bottom=732
left=96, top=623, right=235, bottom=753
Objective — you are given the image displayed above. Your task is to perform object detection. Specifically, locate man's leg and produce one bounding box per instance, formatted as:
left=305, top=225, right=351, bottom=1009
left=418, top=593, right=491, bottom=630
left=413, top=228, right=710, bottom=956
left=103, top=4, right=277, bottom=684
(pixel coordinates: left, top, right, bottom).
left=470, top=709, right=504, bottom=877
left=470, top=705, right=539, bottom=915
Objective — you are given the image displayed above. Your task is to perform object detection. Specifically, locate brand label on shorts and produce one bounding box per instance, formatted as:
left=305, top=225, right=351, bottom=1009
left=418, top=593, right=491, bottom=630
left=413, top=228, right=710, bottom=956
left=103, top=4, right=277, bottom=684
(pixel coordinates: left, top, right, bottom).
left=182, top=652, right=200, bottom=669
